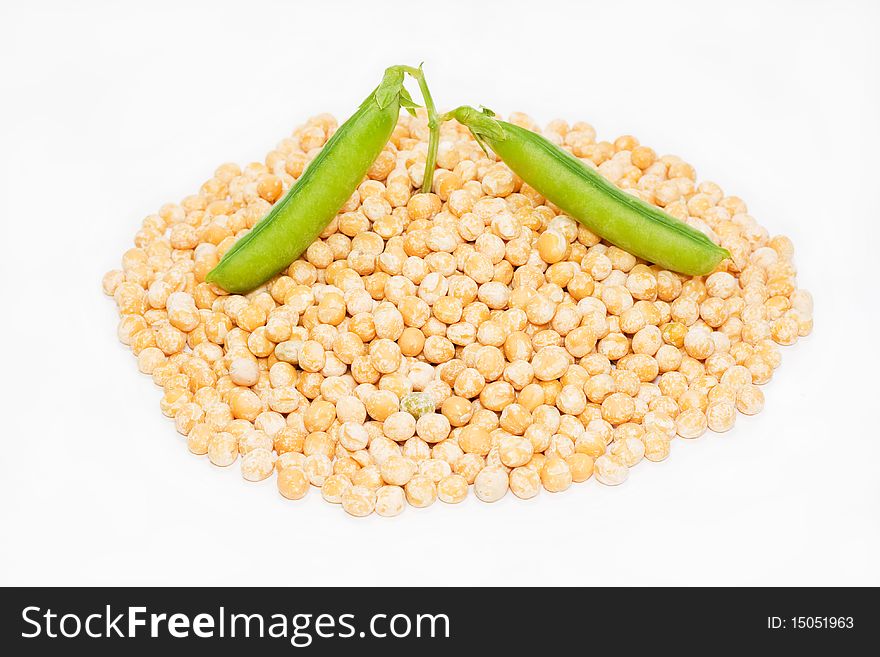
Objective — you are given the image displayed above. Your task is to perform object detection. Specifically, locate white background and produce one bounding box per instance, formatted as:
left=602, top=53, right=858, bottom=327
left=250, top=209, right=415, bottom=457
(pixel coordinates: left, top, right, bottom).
left=1, top=0, right=878, bottom=587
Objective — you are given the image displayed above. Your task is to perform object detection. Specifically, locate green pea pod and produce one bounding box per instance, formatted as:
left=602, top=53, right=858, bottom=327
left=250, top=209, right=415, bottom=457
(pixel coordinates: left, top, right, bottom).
left=448, top=106, right=730, bottom=276
left=207, top=66, right=418, bottom=294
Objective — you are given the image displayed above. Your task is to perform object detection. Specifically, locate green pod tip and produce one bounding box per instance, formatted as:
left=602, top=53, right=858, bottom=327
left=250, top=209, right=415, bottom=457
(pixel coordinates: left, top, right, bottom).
left=373, top=66, right=419, bottom=116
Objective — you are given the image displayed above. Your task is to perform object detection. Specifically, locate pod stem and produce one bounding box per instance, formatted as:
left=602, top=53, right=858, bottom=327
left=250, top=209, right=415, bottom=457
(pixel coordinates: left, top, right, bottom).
left=401, top=65, right=441, bottom=194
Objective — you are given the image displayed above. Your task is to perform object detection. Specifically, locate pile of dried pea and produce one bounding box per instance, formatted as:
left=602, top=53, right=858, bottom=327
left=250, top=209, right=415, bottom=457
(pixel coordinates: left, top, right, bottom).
left=103, top=69, right=812, bottom=517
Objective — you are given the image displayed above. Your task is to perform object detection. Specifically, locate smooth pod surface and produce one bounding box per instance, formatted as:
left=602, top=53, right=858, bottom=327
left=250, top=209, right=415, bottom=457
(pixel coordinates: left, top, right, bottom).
left=452, top=107, right=730, bottom=276
left=207, top=68, right=411, bottom=293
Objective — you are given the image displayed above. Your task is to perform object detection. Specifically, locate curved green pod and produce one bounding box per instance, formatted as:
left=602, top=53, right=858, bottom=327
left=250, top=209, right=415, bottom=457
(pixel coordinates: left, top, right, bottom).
left=207, top=66, right=417, bottom=294
left=449, top=106, right=730, bottom=276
